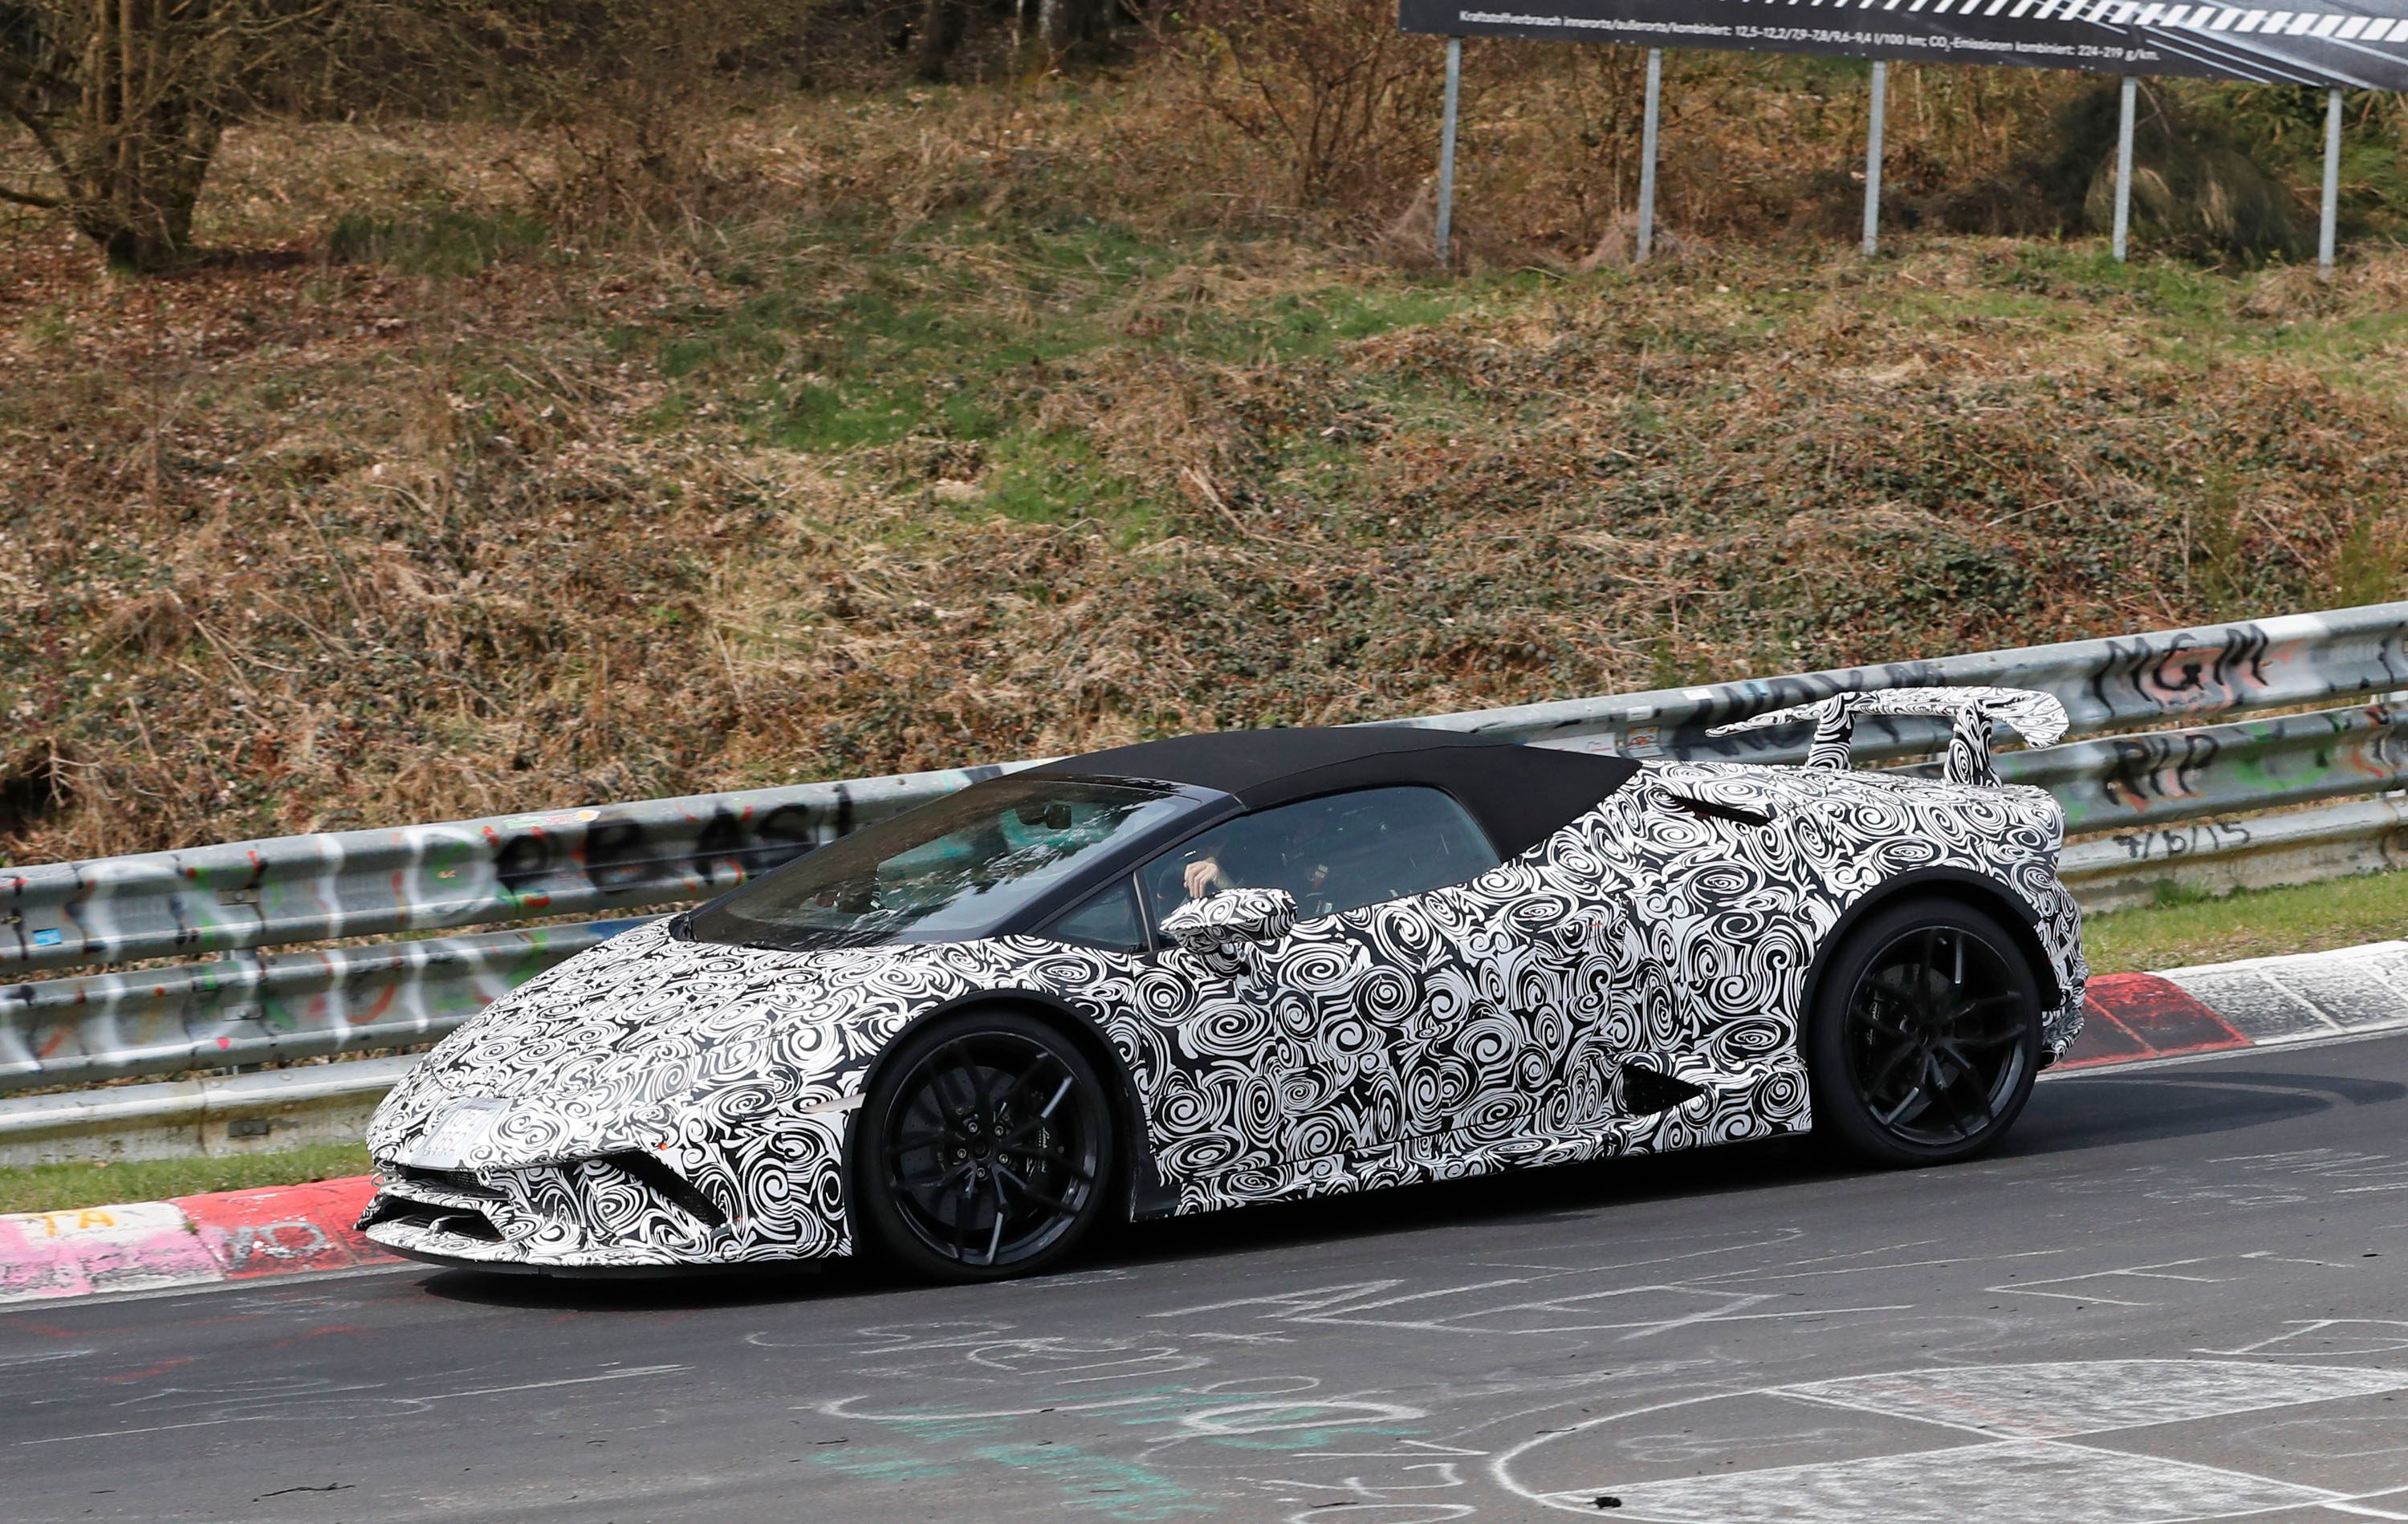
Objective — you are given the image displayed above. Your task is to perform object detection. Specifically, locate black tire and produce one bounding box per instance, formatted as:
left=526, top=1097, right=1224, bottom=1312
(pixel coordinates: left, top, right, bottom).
left=1806, top=898, right=2043, bottom=1168
left=851, top=1009, right=1115, bottom=1282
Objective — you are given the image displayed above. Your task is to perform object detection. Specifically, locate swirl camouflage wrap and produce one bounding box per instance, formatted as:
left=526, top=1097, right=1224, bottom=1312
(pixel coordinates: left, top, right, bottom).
left=360, top=747, right=2086, bottom=1273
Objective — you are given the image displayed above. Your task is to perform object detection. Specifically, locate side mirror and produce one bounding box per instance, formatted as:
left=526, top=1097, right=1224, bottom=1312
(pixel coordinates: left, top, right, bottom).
left=1160, top=887, right=1299, bottom=953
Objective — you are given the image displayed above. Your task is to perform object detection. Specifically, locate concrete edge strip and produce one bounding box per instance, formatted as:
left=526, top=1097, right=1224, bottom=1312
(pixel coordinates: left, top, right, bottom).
left=11, top=939, right=2408, bottom=1307
left=0, top=1175, right=388, bottom=1306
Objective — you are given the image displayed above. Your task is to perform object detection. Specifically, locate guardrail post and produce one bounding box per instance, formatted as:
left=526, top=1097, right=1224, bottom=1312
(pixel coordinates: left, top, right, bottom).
left=1637, top=47, right=1663, bottom=265
left=1436, top=35, right=1462, bottom=268
left=2112, top=75, right=2137, bottom=263
left=1862, top=61, right=1887, bottom=258
left=2320, top=85, right=2343, bottom=279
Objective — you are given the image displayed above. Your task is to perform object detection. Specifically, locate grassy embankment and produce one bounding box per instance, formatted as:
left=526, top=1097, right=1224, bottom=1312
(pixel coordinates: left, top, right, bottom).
left=5, top=80, right=2408, bottom=862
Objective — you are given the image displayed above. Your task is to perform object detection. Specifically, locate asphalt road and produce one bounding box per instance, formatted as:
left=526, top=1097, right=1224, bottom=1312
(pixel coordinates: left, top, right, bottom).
left=10, top=1035, right=2408, bottom=1523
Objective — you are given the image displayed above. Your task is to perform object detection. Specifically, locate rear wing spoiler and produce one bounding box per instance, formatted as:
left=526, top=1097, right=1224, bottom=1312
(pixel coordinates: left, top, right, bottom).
left=1706, top=685, right=2068, bottom=786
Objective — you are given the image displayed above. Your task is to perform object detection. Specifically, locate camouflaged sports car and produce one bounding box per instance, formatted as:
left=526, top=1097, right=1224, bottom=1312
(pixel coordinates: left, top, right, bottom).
left=361, top=687, right=2087, bottom=1281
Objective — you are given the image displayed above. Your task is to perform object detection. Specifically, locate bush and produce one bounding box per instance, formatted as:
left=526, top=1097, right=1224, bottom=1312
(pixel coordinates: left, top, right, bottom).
left=1166, top=0, right=1446, bottom=215
left=2081, top=83, right=2308, bottom=262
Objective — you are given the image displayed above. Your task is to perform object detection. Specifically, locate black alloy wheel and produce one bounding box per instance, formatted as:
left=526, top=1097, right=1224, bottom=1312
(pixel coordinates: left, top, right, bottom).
left=1806, top=898, right=2043, bottom=1167
left=853, top=1010, right=1114, bottom=1282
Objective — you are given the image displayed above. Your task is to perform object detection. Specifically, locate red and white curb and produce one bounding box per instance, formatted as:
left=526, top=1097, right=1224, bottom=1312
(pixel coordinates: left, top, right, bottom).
left=0, top=1175, right=388, bottom=1305
left=10, top=938, right=2408, bottom=1308
left=2070, top=939, right=2408, bottom=1068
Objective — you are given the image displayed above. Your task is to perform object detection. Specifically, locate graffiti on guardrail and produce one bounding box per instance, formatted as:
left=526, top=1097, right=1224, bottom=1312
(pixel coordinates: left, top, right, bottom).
left=1, top=762, right=1031, bottom=975
left=5, top=602, right=2408, bottom=1095
left=2095, top=624, right=2280, bottom=716
left=2000, top=698, right=2408, bottom=831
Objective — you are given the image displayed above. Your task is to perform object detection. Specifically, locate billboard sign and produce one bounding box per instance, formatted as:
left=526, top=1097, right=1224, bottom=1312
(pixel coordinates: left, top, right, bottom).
left=1398, top=0, right=2408, bottom=88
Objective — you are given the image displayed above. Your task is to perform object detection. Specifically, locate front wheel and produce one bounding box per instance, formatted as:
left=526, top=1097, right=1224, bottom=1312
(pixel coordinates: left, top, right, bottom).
left=851, top=1010, right=1115, bottom=1282
left=1806, top=898, right=2043, bottom=1167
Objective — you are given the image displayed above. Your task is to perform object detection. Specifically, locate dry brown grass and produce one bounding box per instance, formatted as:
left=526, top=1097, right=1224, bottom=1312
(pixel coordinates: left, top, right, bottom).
left=3, top=66, right=2406, bottom=865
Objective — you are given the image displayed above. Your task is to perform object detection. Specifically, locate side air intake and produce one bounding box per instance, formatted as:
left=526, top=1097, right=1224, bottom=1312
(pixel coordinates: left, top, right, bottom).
left=1621, top=1063, right=1708, bottom=1116
left=601, top=1151, right=730, bottom=1229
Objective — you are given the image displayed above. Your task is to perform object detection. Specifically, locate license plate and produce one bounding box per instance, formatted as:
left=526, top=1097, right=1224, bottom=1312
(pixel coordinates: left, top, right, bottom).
left=414, top=1100, right=505, bottom=1168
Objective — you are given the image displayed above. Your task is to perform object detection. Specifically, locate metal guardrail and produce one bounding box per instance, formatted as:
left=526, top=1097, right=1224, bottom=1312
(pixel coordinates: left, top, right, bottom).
left=6, top=602, right=2407, bottom=1101
left=2062, top=794, right=2408, bottom=912
left=1408, top=602, right=2408, bottom=758
left=0, top=762, right=1029, bottom=976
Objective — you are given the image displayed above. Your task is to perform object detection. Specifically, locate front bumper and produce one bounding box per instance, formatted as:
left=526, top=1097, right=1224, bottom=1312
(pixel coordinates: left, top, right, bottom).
left=2024, top=873, right=2090, bottom=1063
left=358, top=1109, right=856, bottom=1271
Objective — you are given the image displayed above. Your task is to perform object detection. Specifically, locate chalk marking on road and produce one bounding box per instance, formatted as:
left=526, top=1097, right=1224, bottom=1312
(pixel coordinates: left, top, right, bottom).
left=0, top=1348, right=92, bottom=1368
left=1282, top=1438, right=1488, bottom=1461
left=1491, top=1359, right=2408, bottom=1515
left=1536, top=1437, right=2342, bottom=1522
left=2199, top=1319, right=2408, bottom=1358
left=17, top=1362, right=690, bottom=1446
left=1247, top=1458, right=1482, bottom=1524
left=960, top=1340, right=1206, bottom=1378
left=1382, top=1280, right=1917, bottom=1341
left=1146, top=1281, right=1407, bottom=1321
left=813, top=1390, right=1206, bottom=1424
left=1145, top=1230, right=1822, bottom=1331
left=1985, top=1253, right=2268, bottom=1307
left=2047, top=1439, right=2408, bottom=1523
left=1487, top=1386, right=1758, bottom=1506
left=1271, top=1276, right=1558, bottom=1325
left=1693, top=1247, right=2061, bottom=1286
left=1781, top=1359, right=2408, bottom=1440
left=422, top=1363, right=690, bottom=1404
left=1173, top=1398, right=1426, bottom=1437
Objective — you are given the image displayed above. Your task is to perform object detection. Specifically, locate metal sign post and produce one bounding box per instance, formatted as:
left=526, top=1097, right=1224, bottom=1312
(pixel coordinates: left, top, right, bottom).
left=1862, top=61, right=1887, bottom=258
left=1436, top=36, right=1463, bottom=266
left=1637, top=47, right=1663, bottom=263
left=2321, top=86, right=2343, bottom=278
left=2112, top=75, right=2138, bottom=262
left=1400, top=1, right=2408, bottom=265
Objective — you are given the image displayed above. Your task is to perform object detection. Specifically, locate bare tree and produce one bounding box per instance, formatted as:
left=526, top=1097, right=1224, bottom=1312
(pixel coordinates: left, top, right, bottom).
left=908, top=0, right=1118, bottom=80
left=913, top=0, right=970, bottom=81
left=1, top=0, right=341, bottom=269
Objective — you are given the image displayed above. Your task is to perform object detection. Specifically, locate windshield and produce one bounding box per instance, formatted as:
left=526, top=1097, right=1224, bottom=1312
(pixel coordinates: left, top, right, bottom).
left=683, top=777, right=1197, bottom=951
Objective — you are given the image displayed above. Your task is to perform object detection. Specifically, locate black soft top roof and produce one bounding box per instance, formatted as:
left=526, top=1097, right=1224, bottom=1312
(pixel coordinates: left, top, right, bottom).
left=1029, top=725, right=1639, bottom=860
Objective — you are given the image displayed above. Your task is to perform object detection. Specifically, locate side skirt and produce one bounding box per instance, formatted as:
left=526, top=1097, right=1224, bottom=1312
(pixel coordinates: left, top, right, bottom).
left=1160, top=1059, right=1809, bottom=1217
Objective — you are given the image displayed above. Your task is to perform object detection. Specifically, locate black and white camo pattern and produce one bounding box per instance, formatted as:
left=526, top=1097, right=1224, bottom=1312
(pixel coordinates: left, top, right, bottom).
left=1714, top=689, right=2071, bottom=785
left=1711, top=685, right=2072, bottom=784
left=361, top=758, right=2086, bottom=1270
left=1160, top=887, right=1300, bottom=953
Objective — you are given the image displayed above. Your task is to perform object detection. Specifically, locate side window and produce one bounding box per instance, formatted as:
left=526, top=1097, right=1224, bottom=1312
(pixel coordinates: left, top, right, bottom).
left=1141, top=786, right=1500, bottom=925
left=1043, top=878, right=1149, bottom=953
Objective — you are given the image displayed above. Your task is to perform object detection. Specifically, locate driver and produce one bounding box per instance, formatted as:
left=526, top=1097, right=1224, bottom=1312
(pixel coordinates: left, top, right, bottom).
left=1181, top=815, right=1334, bottom=908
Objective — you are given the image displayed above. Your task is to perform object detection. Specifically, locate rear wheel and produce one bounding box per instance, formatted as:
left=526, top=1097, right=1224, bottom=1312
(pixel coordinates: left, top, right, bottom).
left=1807, top=899, right=2042, bottom=1167
left=852, top=1010, right=1114, bottom=1282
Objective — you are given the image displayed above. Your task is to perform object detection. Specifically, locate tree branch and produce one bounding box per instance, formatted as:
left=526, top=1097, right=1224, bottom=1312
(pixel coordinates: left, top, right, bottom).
left=0, top=182, right=63, bottom=209
left=0, top=51, right=75, bottom=93
left=0, top=82, right=75, bottom=185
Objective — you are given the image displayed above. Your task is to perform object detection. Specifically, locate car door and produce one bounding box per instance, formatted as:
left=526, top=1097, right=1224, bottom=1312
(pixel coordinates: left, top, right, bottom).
left=1135, top=786, right=1502, bottom=1182
left=1417, top=779, right=1689, bottom=1143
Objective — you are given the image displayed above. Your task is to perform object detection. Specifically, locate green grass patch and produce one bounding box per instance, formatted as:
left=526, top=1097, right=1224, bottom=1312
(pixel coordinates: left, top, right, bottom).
left=665, top=216, right=1503, bottom=459
left=2085, top=869, right=2408, bottom=975
left=0, top=1142, right=370, bottom=1217
left=326, top=209, right=548, bottom=276
left=979, top=430, right=1161, bottom=538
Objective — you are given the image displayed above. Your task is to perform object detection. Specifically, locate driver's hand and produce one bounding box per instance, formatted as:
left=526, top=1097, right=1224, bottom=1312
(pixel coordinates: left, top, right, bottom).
left=1183, top=858, right=1222, bottom=900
